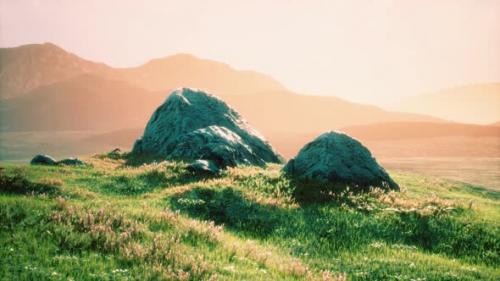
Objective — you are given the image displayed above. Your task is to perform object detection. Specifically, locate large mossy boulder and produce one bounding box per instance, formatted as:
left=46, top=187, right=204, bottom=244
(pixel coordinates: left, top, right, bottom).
left=284, top=131, right=398, bottom=199
left=132, top=88, right=282, bottom=168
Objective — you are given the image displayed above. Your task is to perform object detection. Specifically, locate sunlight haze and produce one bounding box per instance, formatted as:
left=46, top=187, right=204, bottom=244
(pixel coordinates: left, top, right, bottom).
left=1, top=0, right=499, bottom=105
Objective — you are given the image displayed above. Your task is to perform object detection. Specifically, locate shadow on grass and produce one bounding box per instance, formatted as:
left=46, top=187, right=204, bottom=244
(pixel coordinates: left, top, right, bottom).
left=87, top=168, right=213, bottom=196
left=168, top=186, right=499, bottom=265
left=0, top=168, right=60, bottom=196
left=169, top=187, right=283, bottom=237
left=287, top=177, right=397, bottom=206
left=459, top=182, right=500, bottom=200
left=95, top=151, right=169, bottom=167
left=121, top=152, right=171, bottom=167
left=83, top=153, right=218, bottom=195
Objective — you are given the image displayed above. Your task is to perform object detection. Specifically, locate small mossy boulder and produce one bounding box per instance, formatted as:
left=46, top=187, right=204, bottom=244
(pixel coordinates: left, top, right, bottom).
left=58, top=157, right=85, bottom=166
left=284, top=131, right=398, bottom=198
left=30, top=154, right=57, bottom=165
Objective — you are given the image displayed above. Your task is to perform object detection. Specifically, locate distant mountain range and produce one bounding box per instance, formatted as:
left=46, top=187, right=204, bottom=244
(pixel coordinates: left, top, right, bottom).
left=0, top=74, right=164, bottom=131
left=0, top=42, right=440, bottom=134
left=0, top=42, right=498, bottom=161
left=396, top=83, right=500, bottom=124
left=0, top=43, right=114, bottom=98
left=0, top=42, right=286, bottom=99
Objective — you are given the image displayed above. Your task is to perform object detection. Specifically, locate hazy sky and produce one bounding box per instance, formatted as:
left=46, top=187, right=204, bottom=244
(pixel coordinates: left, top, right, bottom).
left=1, top=0, right=499, bottom=105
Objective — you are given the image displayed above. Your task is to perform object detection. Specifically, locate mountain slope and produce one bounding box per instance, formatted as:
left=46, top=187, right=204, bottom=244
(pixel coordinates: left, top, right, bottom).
left=220, top=92, right=440, bottom=137
left=0, top=74, right=165, bottom=131
left=0, top=43, right=441, bottom=134
left=0, top=43, right=496, bottom=162
left=397, top=83, right=500, bottom=124
left=0, top=43, right=287, bottom=99
left=340, top=121, right=500, bottom=140
left=266, top=121, right=500, bottom=159
left=0, top=43, right=115, bottom=98
left=0, top=79, right=440, bottom=134
left=120, top=54, right=287, bottom=94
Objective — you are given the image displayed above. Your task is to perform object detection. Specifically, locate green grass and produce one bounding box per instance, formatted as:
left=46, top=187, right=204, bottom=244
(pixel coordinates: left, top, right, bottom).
left=0, top=155, right=499, bottom=280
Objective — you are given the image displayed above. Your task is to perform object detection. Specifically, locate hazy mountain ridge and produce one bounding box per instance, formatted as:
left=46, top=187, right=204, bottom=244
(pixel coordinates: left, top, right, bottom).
left=267, top=121, right=500, bottom=159
left=0, top=43, right=287, bottom=99
left=397, top=83, right=500, bottom=124
left=120, top=53, right=288, bottom=94
left=0, top=74, right=165, bottom=131
left=340, top=121, right=500, bottom=140
left=1, top=43, right=498, bottom=162
left=220, top=91, right=440, bottom=137
left=0, top=43, right=441, bottom=134
left=0, top=43, right=116, bottom=98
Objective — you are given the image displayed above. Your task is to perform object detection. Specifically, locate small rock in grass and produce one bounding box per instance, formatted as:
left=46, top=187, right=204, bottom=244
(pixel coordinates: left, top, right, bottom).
left=106, top=148, right=123, bottom=159
left=30, top=154, right=58, bottom=165
left=187, top=159, right=220, bottom=176
left=58, top=157, right=85, bottom=166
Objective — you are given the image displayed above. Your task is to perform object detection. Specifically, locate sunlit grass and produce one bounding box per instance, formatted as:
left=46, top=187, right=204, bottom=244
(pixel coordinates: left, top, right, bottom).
left=1, top=155, right=499, bottom=280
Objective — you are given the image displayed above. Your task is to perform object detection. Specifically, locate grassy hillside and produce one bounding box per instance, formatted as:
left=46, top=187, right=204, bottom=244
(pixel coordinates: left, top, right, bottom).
left=381, top=157, right=500, bottom=192
left=1, top=155, right=499, bottom=280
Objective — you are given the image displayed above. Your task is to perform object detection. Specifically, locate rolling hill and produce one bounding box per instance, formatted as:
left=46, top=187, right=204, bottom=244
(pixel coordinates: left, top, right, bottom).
left=266, top=121, right=500, bottom=159
left=397, top=83, right=500, bottom=124
left=340, top=121, right=500, bottom=140
left=220, top=92, right=440, bottom=137
left=0, top=74, right=165, bottom=131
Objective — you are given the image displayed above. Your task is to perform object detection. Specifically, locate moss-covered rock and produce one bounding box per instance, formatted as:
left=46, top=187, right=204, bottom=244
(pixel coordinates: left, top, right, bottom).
left=284, top=131, right=398, bottom=193
left=132, top=88, right=282, bottom=167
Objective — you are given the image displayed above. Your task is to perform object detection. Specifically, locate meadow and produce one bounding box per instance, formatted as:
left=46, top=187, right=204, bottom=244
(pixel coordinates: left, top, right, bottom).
left=380, top=157, right=500, bottom=192
left=0, top=153, right=499, bottom=280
